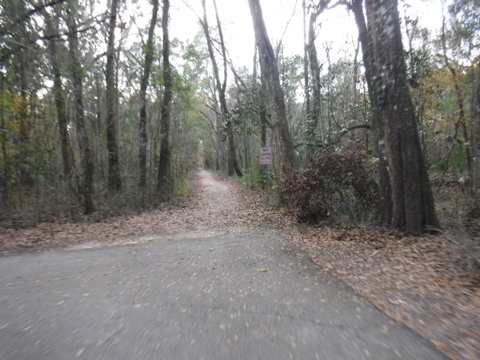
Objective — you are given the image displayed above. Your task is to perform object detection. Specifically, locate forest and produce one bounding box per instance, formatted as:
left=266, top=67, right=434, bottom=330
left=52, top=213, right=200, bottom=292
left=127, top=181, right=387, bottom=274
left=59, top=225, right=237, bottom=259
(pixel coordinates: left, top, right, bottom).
left=0, top=0, right=479, bottom=238
left=1, top=2, right=480, bottom=357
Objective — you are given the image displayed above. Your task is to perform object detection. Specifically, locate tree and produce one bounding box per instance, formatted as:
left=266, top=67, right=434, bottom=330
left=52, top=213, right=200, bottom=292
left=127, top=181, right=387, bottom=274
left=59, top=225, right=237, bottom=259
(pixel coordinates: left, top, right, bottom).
left=0, top=0, right=39, bottom=188
left=247, top=0, right=295, bottom=182
left=448, top=0, right=480, bottom=59
left=439, top=3, right=472, bottom=173
left=139, top=0, right=159, bottom=190
left=346, top=0, right=392, bottom=225
left=305, top=1, right=330, bottom=159
left=447, top=0, right=480, bottom=189
left=364, top=0, right=439, bottom=234
left=43, top=8, right=72, bottom=178
left=0, top=73, right=8, bottom=204
left=0, top=0, right=68, bottom=37
left=474, top=64, right=480, bottom=191
left=200, top=0, right=242, bottom=177
left=66, top=0, right=95, bottom=214
left=105, top=0, right=121, bottom=190
left=157, top=0, right=172, bottom=192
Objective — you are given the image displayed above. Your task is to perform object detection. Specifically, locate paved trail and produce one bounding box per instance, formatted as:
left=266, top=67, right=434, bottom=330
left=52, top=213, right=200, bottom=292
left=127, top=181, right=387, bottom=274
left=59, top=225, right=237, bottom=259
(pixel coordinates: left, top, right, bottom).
left=0, top=171, right=446, bottom=359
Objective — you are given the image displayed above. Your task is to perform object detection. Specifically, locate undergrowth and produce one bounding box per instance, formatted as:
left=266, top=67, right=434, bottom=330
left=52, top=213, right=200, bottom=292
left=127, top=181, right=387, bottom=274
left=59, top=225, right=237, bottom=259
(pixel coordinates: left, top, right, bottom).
left=0, top=171, right=197, bottom=228
left=282, top=146, right=378, bottom=226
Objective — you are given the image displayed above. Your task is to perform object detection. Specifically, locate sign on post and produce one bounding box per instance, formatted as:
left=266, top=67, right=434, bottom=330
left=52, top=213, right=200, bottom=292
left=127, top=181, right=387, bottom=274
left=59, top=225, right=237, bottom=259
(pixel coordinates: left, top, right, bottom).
left=259, top=147, right=272, bottom=165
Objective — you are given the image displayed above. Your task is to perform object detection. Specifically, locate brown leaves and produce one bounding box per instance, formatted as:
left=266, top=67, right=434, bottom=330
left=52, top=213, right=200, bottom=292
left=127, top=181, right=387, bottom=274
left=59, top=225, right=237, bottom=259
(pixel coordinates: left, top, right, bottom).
left=0, top=170, right=478, bottom=359
left=282, top=223, right=480, bottom=360
left=281, top=146, right=378, bottom=225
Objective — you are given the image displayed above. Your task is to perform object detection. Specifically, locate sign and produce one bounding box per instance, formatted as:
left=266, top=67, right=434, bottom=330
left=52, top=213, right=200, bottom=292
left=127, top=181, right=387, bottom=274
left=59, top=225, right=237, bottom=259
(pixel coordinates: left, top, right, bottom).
left=259, top=147, right=272, bottom=165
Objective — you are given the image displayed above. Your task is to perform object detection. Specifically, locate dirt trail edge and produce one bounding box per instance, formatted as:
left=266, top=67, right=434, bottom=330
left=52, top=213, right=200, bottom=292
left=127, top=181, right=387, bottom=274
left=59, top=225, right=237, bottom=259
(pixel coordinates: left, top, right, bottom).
left=0, top=170, right=448, bottom=359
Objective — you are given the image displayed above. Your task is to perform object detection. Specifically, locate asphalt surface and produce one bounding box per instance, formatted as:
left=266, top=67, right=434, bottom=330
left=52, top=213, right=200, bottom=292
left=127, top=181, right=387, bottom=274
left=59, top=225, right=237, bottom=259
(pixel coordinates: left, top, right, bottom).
left=0, top=230, right=447, bottom=360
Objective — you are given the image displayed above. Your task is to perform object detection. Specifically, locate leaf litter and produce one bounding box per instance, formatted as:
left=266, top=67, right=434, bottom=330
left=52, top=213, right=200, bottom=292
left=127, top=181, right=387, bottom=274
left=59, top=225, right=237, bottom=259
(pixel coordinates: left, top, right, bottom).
left=0, top=170, right=478, bottom=359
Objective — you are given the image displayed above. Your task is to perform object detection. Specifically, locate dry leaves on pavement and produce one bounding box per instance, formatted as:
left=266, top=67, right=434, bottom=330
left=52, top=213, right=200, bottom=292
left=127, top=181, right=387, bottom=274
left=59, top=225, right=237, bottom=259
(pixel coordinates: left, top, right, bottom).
left=0, top=170, right=478, bottom=360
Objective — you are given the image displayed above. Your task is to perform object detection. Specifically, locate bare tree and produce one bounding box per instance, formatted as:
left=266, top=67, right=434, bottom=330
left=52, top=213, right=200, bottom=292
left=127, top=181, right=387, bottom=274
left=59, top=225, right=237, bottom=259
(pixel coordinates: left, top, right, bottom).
left=200, top=0, right=242, bottom=177
left=305, top=1, right=330, bottom=159
left=43, top=8, right=72, bottom=178
left=105, top=0, right=121, bottom=190
left=66, top=0, right=95, bottom=213
left=0, top=73, right=8, bottom=204
left=139, top=0, right=159, bottom=189
left=439, top=4, right=472, bottom=174
left=302, top=0, right=311, bottom=151
left=157, top=0, right=172, bottom=191
left=473, top=66, right=480, bottom=192
left=247, top=0, right=295, bottom=181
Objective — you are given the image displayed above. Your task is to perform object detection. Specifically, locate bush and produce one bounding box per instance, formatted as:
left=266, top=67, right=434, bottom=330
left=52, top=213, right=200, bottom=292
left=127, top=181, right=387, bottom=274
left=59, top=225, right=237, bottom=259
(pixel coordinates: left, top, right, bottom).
left=282, top=147, right=378, bottom=225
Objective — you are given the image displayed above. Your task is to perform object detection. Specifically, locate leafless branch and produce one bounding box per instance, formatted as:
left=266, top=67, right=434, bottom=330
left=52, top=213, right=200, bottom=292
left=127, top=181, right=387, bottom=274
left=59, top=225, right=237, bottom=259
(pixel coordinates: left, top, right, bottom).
left=294, top=124, right=372, bottom=149
left=0, top=0, right=68, bottom=36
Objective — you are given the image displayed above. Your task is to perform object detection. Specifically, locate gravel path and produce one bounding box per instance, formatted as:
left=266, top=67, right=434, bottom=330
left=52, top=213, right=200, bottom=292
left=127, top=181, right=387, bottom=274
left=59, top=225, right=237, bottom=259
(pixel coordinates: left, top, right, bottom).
left=0, top=170, right=446, bottom=359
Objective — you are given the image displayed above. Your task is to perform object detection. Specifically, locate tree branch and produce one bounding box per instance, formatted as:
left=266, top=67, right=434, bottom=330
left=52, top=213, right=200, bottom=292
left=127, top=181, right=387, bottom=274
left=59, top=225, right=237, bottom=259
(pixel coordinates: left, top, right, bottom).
left=0, top=0, right=68, bottom=36
left=294, top=124, right=372, bottom=149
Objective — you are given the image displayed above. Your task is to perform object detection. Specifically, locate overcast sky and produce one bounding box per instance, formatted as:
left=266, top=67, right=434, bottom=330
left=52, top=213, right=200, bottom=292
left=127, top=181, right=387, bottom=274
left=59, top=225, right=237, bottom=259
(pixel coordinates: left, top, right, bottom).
left=169, top=0, right=444, bottom=69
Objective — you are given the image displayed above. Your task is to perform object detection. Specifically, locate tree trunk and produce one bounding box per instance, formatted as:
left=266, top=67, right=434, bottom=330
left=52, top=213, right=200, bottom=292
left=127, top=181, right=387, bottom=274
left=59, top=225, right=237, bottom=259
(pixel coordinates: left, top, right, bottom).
left=260, top=85, right=268, bottom=148
left=473, top=65, right=480, bottom=191
left=305, top=2, right=328, bottom=159
left=349, top=0, right=392, bottom=225
left=43, top=9, right=71, bottom=178
left=302, top=0, right=311, bottom=157
left=365, top=0, right=439, bottom=234
left=200, top=0, right=242, bottom=177
left=212, top=89, right=222, bottom=171
left=105, top=0, right=121, bottom=191
left=252, top=48, right=268, bottom=149
left=157, top=0, right=172, bottom=192
left=0, top=73, right=8, bottom=204
left=18, top=20, right=31, bottom=186
left=139, top=0, right=159, bottom=189
left=94, top=72, right=105, bottom=180
left=66, top=0, right=95, bottom=214
left=214, top=0, right=243, bottom=177
left=247, top=0, right=295, bottom=182
left=440, top=8, right=472, bottom=174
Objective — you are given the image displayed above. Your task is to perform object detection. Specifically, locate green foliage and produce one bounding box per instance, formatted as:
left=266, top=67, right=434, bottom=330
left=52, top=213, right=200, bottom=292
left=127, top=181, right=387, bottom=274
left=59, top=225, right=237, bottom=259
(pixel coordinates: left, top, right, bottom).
left=236, top=167, right=270, bottom=189
left=450, top=148, right=469, bottom=171
left=429, top=151, right=468, bottom=173
left=279, top=54, right=305, bottom=100
left=404, top=47, right=432, bottom=88
left=229, top=79, right=264, bottom=132
left=173, top=176, right=192, bottom=197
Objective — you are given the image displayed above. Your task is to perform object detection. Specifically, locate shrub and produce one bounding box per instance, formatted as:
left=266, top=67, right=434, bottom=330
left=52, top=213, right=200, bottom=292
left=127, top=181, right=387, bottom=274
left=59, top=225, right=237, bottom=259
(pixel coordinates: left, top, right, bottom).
left=282, top=146, right=378, bottom=225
